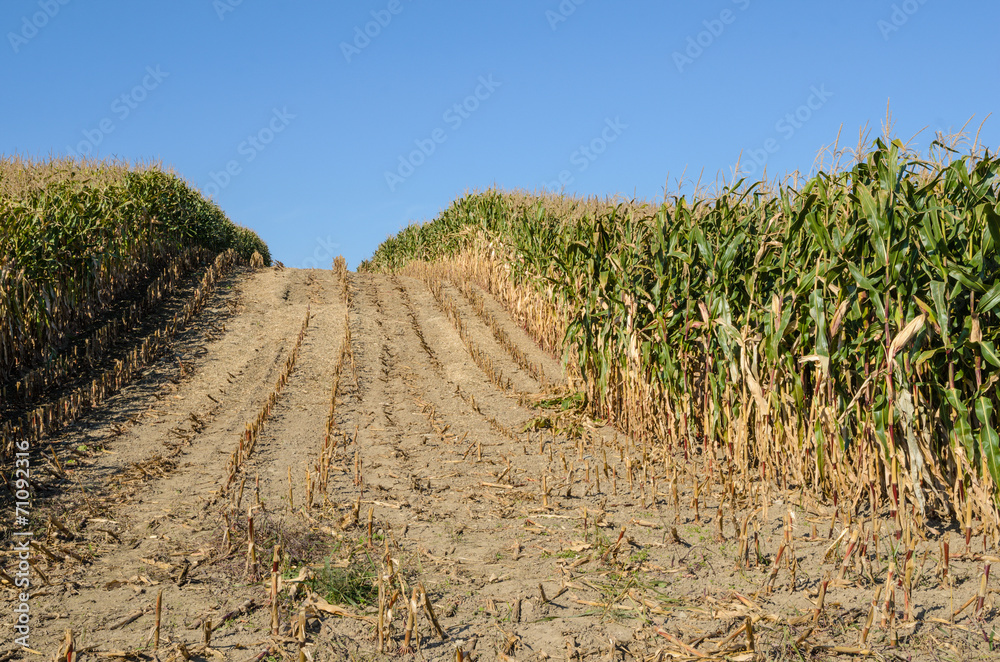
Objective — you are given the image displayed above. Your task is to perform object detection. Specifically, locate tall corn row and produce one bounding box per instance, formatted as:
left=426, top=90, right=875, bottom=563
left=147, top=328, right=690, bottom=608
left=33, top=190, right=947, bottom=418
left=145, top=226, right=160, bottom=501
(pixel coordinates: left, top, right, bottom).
left=1, top=156, right=270, bottom=458
left=363, top=138, right=1000, bottom=536
left=1, top=249, right=241, bottom=457
left=0, top=246, right=212, bottom=409
left=0, top=156, right=269, bottom=386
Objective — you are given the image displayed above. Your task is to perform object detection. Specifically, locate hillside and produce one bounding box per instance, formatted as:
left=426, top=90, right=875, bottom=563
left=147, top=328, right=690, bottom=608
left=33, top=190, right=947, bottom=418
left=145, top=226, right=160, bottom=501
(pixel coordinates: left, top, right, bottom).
left=1, top=261, right=997, bottom=661
left=2, top=144, right=999, bottom=660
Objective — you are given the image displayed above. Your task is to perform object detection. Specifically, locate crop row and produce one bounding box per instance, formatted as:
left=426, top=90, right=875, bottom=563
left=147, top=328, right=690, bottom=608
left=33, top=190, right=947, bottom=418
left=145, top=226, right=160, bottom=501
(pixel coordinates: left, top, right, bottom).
left=362, top=138, right=1000, bottom=537
left=1, top=249, right=242, bottom=459
left=0, top=156, right=269, bottom=386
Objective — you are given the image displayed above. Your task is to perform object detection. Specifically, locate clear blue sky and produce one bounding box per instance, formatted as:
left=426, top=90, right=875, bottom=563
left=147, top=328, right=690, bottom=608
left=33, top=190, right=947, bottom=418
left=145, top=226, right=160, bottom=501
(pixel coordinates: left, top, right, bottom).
left=3, top=1, right=997, bottom=269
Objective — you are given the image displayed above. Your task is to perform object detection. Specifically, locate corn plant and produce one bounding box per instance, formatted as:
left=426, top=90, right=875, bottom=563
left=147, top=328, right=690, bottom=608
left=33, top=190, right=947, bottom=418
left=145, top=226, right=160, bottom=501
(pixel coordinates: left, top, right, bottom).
left=1, top=155, right=270, bottom=458
left=362, top=136, right=1000, bottom=537
left=0, top=155, right=269, bottom=387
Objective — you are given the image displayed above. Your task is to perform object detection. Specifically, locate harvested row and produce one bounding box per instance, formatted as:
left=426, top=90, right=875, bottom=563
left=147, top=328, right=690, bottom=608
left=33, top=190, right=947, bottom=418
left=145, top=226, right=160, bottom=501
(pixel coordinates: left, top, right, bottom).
left=451, top=277, right=552, bottom=388
left=223, top=303, right=311, bottom=490
left=424, top=257, right=565, bottom=389
left=393, top=275, right=533, bottom=441
left=316, top=265, right=356, bottom=496
left=402, top=267, right=518, bottom=396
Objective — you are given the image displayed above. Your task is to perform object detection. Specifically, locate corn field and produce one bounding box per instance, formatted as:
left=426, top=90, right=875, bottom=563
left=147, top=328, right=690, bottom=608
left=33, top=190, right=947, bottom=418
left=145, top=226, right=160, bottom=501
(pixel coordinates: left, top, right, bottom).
left=0, top=155, right=268, bottom=385
left=1, top=155, right=269, bottom=457
left=362, top=137, right=1000, bottom=539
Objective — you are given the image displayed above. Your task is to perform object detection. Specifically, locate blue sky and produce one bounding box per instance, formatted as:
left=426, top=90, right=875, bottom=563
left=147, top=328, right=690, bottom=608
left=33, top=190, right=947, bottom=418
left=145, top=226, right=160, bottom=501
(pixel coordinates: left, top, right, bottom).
left=3, top=1, right=998, bottom=269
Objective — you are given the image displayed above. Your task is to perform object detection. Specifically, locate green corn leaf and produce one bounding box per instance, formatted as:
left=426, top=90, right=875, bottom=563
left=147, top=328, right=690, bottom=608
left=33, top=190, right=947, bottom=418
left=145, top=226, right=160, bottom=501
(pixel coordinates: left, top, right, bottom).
left=977, top=281, right=1000, bottom=315
left=946, top=388, right=976, bottom=463
left=976, top=398, right=1000, bottom=497
left=916, top=347, right=942, bottom=367
left=872, top=402, right=890, bottom=457
left=984, top=202, right=1000, bottom=249
left=847, top=261, right=877, bottom=291
left=949, top=264, right=986, bottom=293
left=929, top=280, right=951, bottom=347
left=979, top=340, right=1000, bottom=369
left=809, top=288, right=830, bottom=362
left=856, top=185, right=879, bottom=225
left=691, top=227, right=711, bottom=264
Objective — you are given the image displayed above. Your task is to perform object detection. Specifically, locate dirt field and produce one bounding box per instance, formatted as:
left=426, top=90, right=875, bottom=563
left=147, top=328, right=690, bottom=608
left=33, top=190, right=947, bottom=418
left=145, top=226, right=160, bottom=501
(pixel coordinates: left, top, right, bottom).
left=2, top=266, right=997, bottom=661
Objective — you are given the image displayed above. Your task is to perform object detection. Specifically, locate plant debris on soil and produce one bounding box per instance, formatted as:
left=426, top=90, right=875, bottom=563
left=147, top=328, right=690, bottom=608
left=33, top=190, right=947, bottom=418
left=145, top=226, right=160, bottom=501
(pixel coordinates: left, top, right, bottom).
left=2, top=264, right=998, bottom=661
